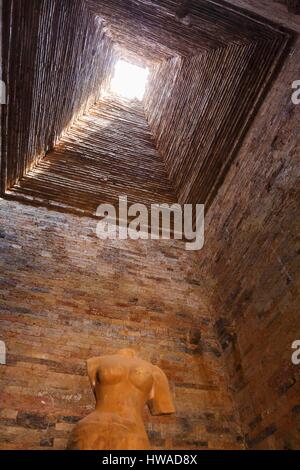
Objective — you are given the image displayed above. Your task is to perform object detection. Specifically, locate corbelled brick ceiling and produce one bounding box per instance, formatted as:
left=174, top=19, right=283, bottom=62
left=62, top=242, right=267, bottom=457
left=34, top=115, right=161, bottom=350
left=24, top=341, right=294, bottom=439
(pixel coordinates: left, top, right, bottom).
left=13, top=98, right=176, bottom=213
left=1, top=0, right=292, bottom=216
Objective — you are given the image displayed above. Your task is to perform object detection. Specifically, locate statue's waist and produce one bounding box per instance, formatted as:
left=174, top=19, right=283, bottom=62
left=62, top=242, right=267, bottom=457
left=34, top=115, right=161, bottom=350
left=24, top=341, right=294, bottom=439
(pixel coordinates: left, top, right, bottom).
left=79, top=411, right=145, bottom=431
left=68, top=412, right=149, bottom=450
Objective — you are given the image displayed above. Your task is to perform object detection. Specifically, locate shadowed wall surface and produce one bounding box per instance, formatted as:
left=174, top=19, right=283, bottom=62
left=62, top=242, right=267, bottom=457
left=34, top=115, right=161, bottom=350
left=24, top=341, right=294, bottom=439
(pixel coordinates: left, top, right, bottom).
left=2, top=0, right=115, bottom=190
left=198, top=36, right=300, bottom=450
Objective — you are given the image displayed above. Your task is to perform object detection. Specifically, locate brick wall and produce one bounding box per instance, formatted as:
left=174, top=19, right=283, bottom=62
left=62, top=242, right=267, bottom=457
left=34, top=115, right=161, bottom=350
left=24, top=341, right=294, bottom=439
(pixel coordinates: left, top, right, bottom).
left=0, top=199, right=243, bottom=450
left=198, top=37, right=300, bottom=449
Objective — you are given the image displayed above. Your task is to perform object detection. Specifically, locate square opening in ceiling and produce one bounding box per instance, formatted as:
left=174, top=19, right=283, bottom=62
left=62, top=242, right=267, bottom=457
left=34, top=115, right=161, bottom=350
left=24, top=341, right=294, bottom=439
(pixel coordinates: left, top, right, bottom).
left=110, top=59, right=149, bottom=101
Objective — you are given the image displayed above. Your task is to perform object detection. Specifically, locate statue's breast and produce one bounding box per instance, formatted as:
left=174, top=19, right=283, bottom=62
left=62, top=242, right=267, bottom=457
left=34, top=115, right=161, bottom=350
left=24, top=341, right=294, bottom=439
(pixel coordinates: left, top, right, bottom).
left=97, top=364, right=125, bottom=385
left=129, top=366, right=153, bottom=392
left=96, top=360, right=153, bottom=392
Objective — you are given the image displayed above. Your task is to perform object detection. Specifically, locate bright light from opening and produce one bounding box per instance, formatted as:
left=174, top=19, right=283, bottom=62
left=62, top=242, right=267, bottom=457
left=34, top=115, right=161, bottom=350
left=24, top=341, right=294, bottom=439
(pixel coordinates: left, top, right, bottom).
left=110, top=60, right=149, bottom=101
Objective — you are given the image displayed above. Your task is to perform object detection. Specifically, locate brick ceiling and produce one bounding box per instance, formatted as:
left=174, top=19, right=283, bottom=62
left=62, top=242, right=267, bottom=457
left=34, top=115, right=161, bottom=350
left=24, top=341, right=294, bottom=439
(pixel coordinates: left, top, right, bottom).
left=275, top=0, right=300, bottom=14
left=1, top=0, right=293, bottom=216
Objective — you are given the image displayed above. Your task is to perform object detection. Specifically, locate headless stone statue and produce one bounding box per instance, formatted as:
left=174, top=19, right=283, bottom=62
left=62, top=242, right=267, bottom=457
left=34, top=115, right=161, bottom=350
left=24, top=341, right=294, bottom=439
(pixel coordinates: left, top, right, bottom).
left=67, top=348, right=175, bottom=450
